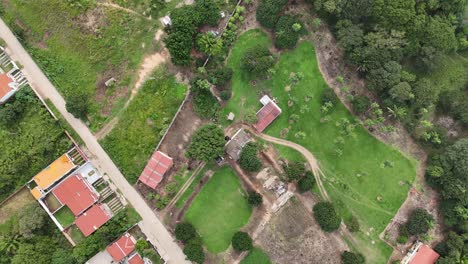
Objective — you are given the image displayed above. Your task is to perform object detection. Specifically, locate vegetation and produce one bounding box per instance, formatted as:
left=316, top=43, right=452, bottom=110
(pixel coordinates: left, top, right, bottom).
left=256, top=0, right=288, bottom=29
left=240, top=247, right=272, bottom=264
left=274, top=15, right=302, bottom=49
left=191, top=78, right=219, bottom=119
left=313, top=202, right=341, bottom=232
left=297, top=172, right=315, bottom=193
left=0, top=88, right=71, bottom=200
left=175, top=222, right=197, bottom=243
left=175, top=222, right=205, bottom=264
left=239, top=142, right=262, bottom=172
left=283, top=161, right=306, bottom=182
left=101, top=69, right=186, bottom=183
left=241, top=45, right=275, bottom=78
left=185, top=166, right=252, bottom=253
left=186, top=124, right=225, bottom=162
left=405, top=208, right=434, bottom=236
left=351, top=95, right=371, bottom=115
left=247, top=191, right=263, bottom=207
left=183, top=241, right=205, bottom=264
left=1, top=0, right=159, bottom=129
left=341, top=251, right=365, bottom=264
left=231, top=231, right=253, bottom=252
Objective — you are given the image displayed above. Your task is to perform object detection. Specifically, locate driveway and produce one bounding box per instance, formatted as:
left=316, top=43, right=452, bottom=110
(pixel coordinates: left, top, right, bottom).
left=0, top=19, right=189, bottom=264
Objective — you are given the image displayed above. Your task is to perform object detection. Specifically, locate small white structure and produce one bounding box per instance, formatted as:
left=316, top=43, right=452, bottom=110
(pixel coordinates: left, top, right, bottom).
left=220, top=11, right=226, bottom=18
left=227, top=112, right=235, bottom=121
left=104, top=77, right=116, bottom=87
left=161, top=16, right=172, bottom=27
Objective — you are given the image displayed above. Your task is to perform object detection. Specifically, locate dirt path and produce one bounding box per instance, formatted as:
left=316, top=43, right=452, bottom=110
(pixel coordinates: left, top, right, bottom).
left=98, top=2, right=148, bottom=18
left=164, top=162, right=205, bottom=211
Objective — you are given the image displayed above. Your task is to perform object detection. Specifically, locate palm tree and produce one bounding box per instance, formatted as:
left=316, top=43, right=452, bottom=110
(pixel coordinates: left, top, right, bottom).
left=197, top=32, right=222, bottom=56
left=0, top=233, right=21, bottom=256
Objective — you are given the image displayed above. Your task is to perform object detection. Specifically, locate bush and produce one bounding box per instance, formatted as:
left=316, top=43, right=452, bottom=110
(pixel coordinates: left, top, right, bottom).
left=274, top=15, right=301, bottom=49
left=256, top=0, right=288, bottom=29
left=220, top=90, right=232, bottom=101
left=283, top=161, right=306, bottom=181
left=397, top=235, right=408, bottom=244
left=406, top=208, right=434, bottom=236
left=248, top=191, right=263, bottom=206
left=175, top=222, right=197, bottom=243
left=321, top=89, right=338, bottom=105
left=344, top=215, right=360, bottom=232
left=352, top=95, right=370, bottom=114
left=297, top=172, right=315, bottom=193
left=186, top=124, right=225, bottom=161
left=209, top=67, right=233, bottom=87
left=183, top=241, right=205, bottom=264
left=241, top=45, right=275, bottom=78
left=239, top=142, right=262, bottom=172
left=231, top=231, right=253, bottom=252
left=341, top=251, right=365, bottom=264
left=66, top=93, right=89, bottom=119
left=313, top=202, right=341, bottom=232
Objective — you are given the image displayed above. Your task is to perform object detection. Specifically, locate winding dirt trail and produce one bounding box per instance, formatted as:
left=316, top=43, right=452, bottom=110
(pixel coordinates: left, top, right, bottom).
left=98, top=2, right=149, bottom=18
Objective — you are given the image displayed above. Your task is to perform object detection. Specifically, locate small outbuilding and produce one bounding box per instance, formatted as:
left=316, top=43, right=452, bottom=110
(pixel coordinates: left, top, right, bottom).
left=225, top=129, right=251, bottom=160
left=402, top=241, right=440, bottom=264
left=138, top=150, right=173, bottom=189
left=161, top=15, right=172, bottom=27
left=253, top=95, right=282, bottom=132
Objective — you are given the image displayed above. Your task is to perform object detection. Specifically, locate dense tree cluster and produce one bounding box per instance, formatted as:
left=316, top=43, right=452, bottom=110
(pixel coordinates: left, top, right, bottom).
left=341, top=251, right=365, bottom=264
left=175, top=222, right=205, bottom=263
left=313, top=202, right=341, bottom=232
left=231, top=231, right=253, bottom=252
left=256, top=0, right=288, bottom=29
left=239, top=142, right=262, bottom=172
left=274, top=15, right=303, bottom=49
left=191, top=77, right=220, bottom=119
left=406, top=208, right=434, bottom=236
left=241, top=45, right=275, bottom=78
left=283, top=161, right=306, bottom=182
left=186, top=124, right=225, bottom=161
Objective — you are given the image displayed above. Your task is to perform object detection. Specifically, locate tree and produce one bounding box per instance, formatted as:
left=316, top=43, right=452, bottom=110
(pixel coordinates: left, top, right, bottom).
left=231, top=231, right=253, bottom=252
left=149, top=0, right=166, bottom=17
left=389, top=82, right=414, bottom=103
left=239, top=142, right=262, bottom=172
left=18, top=204, right=47, bottom=239
left=175, top=222, right=197, bottom=243
left=51, top=248, right=76, bottom=264
left=197, top=32, right=222, bottom=56
left=186, top=124, right=225, bottom=161
left=208, top=67, right=233, bottom=87
left=283, top=161, right=306, bottom=182
left=351, top=95, right=370, bottom=114
left=195, top=0, right=220, bottom=26
left=336, top=20, right=364, bottom=54
left=241, top=45, right=275, bottom=78
left=135, top=240, right=150, bottom=256
left=247, top=191, right=263, bottom=206
left=66, top=93, right=89, bottom=119
left=183, top=241, right=205, bottom=264
left=422, top=17, right=458, bottom=53
left=256, top=0, right=288, bottom=29
left=413, top=78, right=439, bottom=107
left=297, top=172, right=315, bottom=193
left=274, top=15, right=302, bottom=49
left=321, top=89, right=338, bottom=105
left=367, top=61, right=401, bottom=93
left=406, top=208, right=434, bottom=236
left=313, top=202, right=341, bottom=232
left=341, top=251, right=365, bottom=264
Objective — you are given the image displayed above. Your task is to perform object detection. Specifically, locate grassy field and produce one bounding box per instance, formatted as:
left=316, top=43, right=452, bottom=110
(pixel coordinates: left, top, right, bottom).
left=54, top=206, right=75, bottom=228
left=225, top=29, right=417, bottom=263
left=101, top=68, right=187, bottom=183
left=185, top=166, right=252, bottom=253
left=0, top=88, right=72, bottom=201
left=175, top=163, right=216, bottom=208
left=1, top=0, right=158, bottom=130
left=240, top=247, right=272, bottom=264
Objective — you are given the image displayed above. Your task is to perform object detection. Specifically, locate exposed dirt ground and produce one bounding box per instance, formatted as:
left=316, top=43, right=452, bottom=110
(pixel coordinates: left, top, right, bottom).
left=0, top=186, right=35, bottom=224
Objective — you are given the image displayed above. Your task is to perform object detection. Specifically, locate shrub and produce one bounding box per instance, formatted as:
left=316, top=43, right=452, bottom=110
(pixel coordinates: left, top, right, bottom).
left=256, top=0, right=288, bottom=29
left=239, top=142, right=262, bottom=172
left=186, top=124, right=225, bottom=161
left=231, top=231, right=253, bottom=252
left=341, top=251, right=365, bottom=264
left=183, top=241, right=205, bottom=263
left=407, top=208, right=434, bottom=236
left=297, top=172, right=315, bottom=193
left=135, top=239, right=150, bottom=255
left=397, top=235, right=408, bottom=244
left=321, top=89, right=338, bottom=105
left=283, top=161, right=306, bottom=181
left=352, top=95, right=371, bottom=114
left=220, top=90, right=232, bottom=101
left=209, top=67, right=233, bottom=87
left=344, top=215, right=360, bottom=232
left=241, top=45, right=275, bottom=78
left=66, top=93, right=89, bottom=119
left=175, top=222, right=197, bottom=243
left=274, top=15, right=301, bottom=49
left=248, top=191, right=263, bottom=206
left=313, top=202, right=341, bottom=232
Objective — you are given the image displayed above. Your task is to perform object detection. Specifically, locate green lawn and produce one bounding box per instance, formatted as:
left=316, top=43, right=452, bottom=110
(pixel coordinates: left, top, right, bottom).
left=240, top=247, right=271, bottom=264
left=68, top=225, right=85, bottom=244
left=54, top=206, right=75, bottom=228
left=225, top=29, right=417, bottom=263
left=101, top=68, right=187, bottom=183
left=185, top=166, right=252, bottom=253
left=1, top=0, right=158, bottom=130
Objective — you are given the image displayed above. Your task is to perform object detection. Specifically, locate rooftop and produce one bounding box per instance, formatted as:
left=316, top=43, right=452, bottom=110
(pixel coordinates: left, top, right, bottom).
left=139, top=151, right=173, bottom=189
left=75, top=204, right=112, bottom=237
left=0, top=73, right=14, bottom=101
left=52, top=174, right=99, bottom=216
left=106, top=233, right=136, bottom=262
left=225, top=129, right=251, bottom=160
left=127, top=253, right=144, bottom=264
left=409, top=244, right=440, bottom=264
left=253, top=96, right=281, bottom=133
left=32, top=153, right=75, bottom=190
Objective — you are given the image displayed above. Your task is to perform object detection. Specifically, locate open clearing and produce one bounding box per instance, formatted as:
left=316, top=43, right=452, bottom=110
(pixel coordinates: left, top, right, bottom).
left=185, top=166, right=252, bottom=254
left=101, top=68, right=187, bottom=184
left=240, top=247, right=271, bottom=264
left=225, top=29, right=417, bottom=262
left=0, top=187, right=35, bottom=224
left=0, top=0, right=158, bottom=130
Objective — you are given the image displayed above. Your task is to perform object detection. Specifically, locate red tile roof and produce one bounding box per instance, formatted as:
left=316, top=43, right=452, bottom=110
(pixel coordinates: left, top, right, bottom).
left=139, top=151, right=173, bottom=189
left=75, top=204, right=112, bottom=237
left=253, top=101, right=282, bottom=132
left=52, top=174, right=98, bottom=216
left=0, top=73, right=14, bottom=100
left=410, top=244, right=440, bottom=264
left=106, top=233, right=136, bottom=262
left=128, top=253, right=144, bottom=264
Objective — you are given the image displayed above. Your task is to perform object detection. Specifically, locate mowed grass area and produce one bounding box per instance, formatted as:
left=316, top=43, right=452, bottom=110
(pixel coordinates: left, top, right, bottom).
left=1, top=0, right=158, bottom=130
left=240, top=247, right=272, bottom=264
left=101, top=69, right=187, bottom=183
left=54, top=206, right=75, bottom=228
left=185, top=166, right=252, bottom=253
left=225, top=29, right=417, bottom=263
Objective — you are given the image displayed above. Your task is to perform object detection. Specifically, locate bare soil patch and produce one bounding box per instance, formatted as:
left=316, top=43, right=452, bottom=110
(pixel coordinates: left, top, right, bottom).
left=0, top=186, right=35, bottom=224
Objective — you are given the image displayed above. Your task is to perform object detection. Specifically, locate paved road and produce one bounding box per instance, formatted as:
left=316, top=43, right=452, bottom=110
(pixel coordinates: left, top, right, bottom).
left=0, top=19, right=190, bottom=264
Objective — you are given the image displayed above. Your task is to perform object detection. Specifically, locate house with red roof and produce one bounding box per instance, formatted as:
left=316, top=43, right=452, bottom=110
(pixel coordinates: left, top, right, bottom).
left=127, top=253, right=144, bottom=264
left=75, top=204, right=113, bottom=237
left=106, top=233, right=137, bottom=262
left=253, top=95, right=282, bottom=133
left=139, top=151, right=173, bottom=189
left=52, top=174, right=99, bottom=216
left=0, top=47, right=27, bottom=104
left=402, top=241, right=440, bottom=264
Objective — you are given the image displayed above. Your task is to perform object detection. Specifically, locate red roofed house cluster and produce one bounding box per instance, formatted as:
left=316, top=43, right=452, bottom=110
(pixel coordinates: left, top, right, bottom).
left=106, top=233, right=144, bottom=264
left=75, top=204, right=112, bottom=237
left=52, top=174, right=99, bottom=216
left=402, top=241, right=440, bottom=264
left=0, top=47, right=27, bottom=104
left=253, top=95, right=282, bottom=133
left=139, top=150, right=173, bottom=189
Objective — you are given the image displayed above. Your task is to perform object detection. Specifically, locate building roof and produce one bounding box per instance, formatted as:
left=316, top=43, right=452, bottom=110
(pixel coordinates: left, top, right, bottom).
left=33, top=154, right=75, bottom=190
left=225, top=129, right=251, bottom=160
left=139, top=151, right=173, bottom=189
left=52, top=174, right=99, bottom=216
left=409, top=244, right=440, bottom=264
left=253, top=101, right=282, bottom=132
left=30, top=187, right=42, bottom=200
left=75, top=204, right=112, bottom=237
left=128, top=253, right=144, bottom=264
left=106, top=233, right=136, bottom=262
left=0, top=73, right=14, bottom=100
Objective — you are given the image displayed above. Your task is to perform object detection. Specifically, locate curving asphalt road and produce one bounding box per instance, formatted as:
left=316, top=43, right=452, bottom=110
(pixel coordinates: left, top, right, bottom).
left=0, top=18, right=190, bottom=264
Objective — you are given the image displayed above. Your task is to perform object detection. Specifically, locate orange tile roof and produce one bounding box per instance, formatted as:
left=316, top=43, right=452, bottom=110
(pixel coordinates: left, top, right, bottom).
left=33, top=154, right=75, bottom=190
left=128, top=253, right=144, bottom=264
left=410, top=244, right=440, bottom=264
left=30, top=187, right=43, bottom=200
left=0, top=73, right=13, bottom=100
left=106, top=233, right=136, bottom=262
